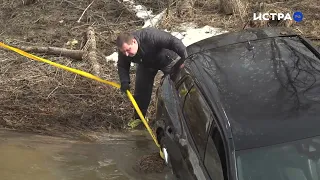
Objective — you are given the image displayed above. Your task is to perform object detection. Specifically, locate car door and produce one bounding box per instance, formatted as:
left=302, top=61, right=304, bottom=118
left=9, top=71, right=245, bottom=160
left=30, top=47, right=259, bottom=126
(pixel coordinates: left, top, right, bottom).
left=156, top=74, right=196, bottom=179
left=180, top=83, right=216, bottom=180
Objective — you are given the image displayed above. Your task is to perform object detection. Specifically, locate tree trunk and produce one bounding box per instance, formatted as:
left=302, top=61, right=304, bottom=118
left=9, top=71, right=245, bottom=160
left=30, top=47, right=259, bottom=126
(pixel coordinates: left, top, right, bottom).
left=82, top=27, right=101, bottom=76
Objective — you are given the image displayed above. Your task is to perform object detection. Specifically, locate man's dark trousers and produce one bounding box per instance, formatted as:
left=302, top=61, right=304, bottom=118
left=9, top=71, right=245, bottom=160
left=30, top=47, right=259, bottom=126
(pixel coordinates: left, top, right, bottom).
left=132, top=49, right=178, bottom=119
left=133, top=64, right=158, bottom=119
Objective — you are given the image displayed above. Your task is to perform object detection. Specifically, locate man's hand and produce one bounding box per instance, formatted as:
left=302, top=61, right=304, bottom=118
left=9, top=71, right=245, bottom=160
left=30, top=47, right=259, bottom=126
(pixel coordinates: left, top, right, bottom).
left=172, top=58, right=185, bottom=74
left=120, top=83, right=130, bottom=93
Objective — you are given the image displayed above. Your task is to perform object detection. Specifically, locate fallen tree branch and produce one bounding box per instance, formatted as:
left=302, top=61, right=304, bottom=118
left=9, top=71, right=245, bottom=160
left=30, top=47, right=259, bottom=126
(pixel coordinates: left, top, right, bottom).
left=19, top=46, right=84, bottom=60
left=18, top=27, right=100, bottom=75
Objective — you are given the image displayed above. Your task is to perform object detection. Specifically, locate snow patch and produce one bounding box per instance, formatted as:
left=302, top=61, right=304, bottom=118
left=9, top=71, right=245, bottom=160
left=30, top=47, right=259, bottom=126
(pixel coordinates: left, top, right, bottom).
left=175, top=24, right=229, bottom=46
left=106, top=52, right=134, bottom=67
left=105, top=52, right=118, bottom=67
left=143, top=10, right=166, bottom=28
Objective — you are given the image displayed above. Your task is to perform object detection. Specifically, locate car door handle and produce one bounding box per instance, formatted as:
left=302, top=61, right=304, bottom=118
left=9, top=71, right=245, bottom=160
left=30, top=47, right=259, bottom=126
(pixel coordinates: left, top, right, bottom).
left=166, top=126, right=174, bottom=139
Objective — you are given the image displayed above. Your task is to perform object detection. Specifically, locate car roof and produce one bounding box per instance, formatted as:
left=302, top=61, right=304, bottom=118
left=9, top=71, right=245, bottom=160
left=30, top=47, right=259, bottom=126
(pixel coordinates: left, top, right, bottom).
left=184, top=27, right=320, bottom=150
left=186, top=27, right=297, bottom=55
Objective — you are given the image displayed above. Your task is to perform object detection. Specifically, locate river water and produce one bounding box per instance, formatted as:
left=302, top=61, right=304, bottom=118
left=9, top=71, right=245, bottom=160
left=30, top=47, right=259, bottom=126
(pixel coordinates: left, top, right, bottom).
left=0, top=129, right=175, bottom=180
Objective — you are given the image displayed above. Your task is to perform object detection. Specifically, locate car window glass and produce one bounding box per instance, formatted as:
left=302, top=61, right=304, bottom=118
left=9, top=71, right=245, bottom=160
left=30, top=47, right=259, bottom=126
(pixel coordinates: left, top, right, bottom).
left=236, top=135, right=320, bottom=180
left=205, top=126, right=228, bottom=180
left=204, top=135, right=224, bottom=180
left=177, top=76, right=194, bottom=101
left=173, top=65, right=184, bottom=84
left=183, top=85, right=212, bottom=159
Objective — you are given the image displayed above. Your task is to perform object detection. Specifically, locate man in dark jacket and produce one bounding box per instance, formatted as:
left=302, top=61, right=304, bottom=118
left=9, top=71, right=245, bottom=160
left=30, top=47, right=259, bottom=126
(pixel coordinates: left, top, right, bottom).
left=116, top=27, right=187, bottom=128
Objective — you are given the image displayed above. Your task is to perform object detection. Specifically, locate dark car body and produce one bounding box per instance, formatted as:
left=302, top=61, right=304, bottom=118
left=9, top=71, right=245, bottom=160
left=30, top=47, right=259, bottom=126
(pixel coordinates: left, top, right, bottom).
left=154, top=27, right=320, bottom=180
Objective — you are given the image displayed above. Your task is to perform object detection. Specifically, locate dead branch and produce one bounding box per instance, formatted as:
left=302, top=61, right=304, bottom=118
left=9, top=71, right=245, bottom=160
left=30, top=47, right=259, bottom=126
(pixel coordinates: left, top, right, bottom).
left=19, top=46, right=84, bottom=60
left=18, top=27, right=101, bottom=76
left=22, top=0, right=37, bottom=6
left=77, top=0, right=95, bottom=23
left=166, top=0, right=170, bottom=18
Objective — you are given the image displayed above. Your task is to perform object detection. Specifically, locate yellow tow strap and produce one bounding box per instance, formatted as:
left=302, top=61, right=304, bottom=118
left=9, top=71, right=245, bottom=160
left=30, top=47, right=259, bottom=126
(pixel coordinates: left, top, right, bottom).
left=0, top=42, right=163, bottom=157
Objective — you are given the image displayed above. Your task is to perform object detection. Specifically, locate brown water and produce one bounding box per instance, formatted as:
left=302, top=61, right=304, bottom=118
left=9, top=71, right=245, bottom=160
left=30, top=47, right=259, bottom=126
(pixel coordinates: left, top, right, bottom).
left=0, top=129, right=175, bottom=180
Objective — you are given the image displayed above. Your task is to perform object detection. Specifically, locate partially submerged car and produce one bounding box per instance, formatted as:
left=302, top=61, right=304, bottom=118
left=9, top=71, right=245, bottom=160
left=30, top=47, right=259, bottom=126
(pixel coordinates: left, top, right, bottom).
left=154, top=27, right=320, bottom=180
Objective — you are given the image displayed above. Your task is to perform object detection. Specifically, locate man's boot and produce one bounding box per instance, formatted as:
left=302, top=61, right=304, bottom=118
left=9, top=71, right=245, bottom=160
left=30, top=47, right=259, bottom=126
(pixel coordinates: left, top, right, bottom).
left=127, top=117, right=149, bottom=129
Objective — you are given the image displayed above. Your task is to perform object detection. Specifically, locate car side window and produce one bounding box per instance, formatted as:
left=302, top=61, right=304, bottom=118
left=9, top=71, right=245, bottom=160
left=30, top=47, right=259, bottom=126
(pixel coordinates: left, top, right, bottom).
left=204, top=125, right=227, bottom=180
left=183, top=85, right=212, bottom=159
left=176, top=76, right=194, bottom=102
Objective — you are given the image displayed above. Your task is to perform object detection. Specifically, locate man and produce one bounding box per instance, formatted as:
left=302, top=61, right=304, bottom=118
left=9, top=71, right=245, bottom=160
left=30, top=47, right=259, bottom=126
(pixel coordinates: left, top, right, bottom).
left=116, top=27, right=187, bottom=128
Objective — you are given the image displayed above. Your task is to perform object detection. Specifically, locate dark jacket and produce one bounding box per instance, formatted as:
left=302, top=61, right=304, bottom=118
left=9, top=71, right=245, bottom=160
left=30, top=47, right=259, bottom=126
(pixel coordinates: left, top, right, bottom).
left=117, top=27, right=187, bottom=85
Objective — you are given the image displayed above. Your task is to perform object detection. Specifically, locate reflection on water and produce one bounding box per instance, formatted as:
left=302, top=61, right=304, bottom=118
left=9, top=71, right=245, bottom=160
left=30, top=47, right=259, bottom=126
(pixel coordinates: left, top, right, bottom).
left=0, top=129, right=175, bottom=180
